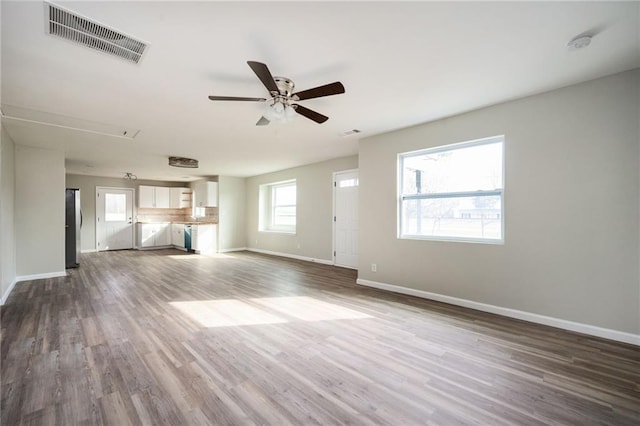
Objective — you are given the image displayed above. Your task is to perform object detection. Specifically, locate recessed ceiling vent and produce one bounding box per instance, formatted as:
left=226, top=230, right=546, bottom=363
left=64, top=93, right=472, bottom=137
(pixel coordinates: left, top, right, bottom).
left=169, top=157, right=199, bottom=168
left=44, top=1, right=148, bottom=64
left=340, top=129, right=361, bottom=137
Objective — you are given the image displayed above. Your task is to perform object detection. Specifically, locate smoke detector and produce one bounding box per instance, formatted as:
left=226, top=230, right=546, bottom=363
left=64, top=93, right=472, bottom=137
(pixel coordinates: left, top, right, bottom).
left=567, top=35, right=592, bottom=51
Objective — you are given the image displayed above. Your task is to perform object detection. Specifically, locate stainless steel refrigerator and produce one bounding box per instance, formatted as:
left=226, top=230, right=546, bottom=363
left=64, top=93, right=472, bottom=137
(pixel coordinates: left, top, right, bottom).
left=65, top=188, right=81, bottom=268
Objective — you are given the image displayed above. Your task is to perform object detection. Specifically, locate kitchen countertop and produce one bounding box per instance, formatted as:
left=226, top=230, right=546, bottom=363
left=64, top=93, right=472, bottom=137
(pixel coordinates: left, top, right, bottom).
left=136, top=221, right=217, bottom=225
left=174, top=221, right=218, bottom=225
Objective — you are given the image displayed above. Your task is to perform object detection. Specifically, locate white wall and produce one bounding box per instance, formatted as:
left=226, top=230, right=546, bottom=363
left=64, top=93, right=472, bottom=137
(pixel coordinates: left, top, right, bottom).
left=359, top=70, right=640, bottom=335
left=15, top=145, right=66, bottom=277
left=65, top=174, right=188, bottom=252
left=0, top=0, right=14, bottom=303
left=218, top=176, right=246, bottom=252
left=0, top=126, right=17, bottom=303
left=246, top=156, right=358, bottom=262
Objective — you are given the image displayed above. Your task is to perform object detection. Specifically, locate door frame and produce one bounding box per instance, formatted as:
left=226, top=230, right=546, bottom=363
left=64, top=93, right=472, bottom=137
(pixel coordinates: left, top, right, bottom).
left=95, top=186, right=136, bottom=251
left=332, top=168, right=359, bottom=269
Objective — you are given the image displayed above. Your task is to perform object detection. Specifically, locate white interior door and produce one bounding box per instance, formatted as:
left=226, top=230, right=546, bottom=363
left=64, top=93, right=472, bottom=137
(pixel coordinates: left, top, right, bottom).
left=96, top=187, right=134, bottom=251
left=334, top=170, right=359, bottom=269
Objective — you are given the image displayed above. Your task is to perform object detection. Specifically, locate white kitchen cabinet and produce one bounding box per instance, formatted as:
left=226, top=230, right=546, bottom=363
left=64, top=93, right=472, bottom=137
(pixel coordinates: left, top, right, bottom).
left=171, top=223, right=186, bottom=248
left=138, top=185, right=171, bottom=208
left=193, top=181, right=218, bottom=207
left=191, top=224, right=217, bottom=254
left=170, top=187, right=192, bottom=209
left=155, top=223, right=171, bottom=245
left=138, top=223, right=155, bottom=248
left=155, top=187, right=170, bottom=208
left=137, top=223, right=171, bottom=248
left=138, top=186, right=155, bottom=208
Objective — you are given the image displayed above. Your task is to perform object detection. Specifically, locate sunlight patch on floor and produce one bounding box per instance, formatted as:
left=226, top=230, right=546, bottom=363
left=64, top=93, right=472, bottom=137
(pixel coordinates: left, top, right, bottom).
left=252, top=296, right=372, bottom=321
left=167, top=254, right=203, bottom=260
left=170, top=300, right=287, bottom=327
left=170, top=296, right=372, bottom=328
left=167, top=253, right=236, bottom=260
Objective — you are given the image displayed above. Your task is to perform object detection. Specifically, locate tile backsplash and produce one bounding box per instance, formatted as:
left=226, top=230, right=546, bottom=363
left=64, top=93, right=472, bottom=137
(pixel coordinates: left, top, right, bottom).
left=137, top=207, right=218, bottom=223
left=194, top=206, right=218, bottom=220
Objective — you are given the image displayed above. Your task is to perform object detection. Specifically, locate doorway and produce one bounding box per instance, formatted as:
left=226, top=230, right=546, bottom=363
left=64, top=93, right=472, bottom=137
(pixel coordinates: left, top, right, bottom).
left=333, top=169, right=359, bottom=269
left=96, top=187, right=134, bottom=251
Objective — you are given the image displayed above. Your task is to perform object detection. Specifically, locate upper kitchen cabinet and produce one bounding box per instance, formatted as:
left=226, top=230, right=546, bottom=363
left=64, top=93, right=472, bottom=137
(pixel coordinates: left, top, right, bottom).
left=170, top=187, right=192, bottom=209
left=194, top=181, right=218, bottom=207
left=138, top=185, right=170, bottom=208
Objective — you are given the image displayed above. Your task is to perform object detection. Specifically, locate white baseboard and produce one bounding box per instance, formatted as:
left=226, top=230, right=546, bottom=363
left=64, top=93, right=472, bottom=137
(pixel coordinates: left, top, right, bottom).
left=16, top=271, right=67, bottom=282
left=218, top=247, right=248, bottom=253
left=357, top=278, right=640, bottom=346
left=248, top=248, right=333, bottom=266
left=0, top=278, right=18, bottom=305
left=136, top=245, right=173, bottom=251
left=3, top=270, right=72, bottom=305
left=81, top=249, right=97, bottom=253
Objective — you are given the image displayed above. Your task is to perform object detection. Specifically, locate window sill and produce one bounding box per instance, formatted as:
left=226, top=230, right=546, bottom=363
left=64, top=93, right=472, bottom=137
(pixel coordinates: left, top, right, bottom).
left=259, top=230, right=297, bottom=236
left=399, top=234, right=504, bottom=245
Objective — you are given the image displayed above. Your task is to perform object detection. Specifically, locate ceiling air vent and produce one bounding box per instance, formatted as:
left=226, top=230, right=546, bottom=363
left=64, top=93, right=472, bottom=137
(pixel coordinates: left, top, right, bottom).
left=44, top=1, right=148, bottom=64
left=169, top=157, right=199, bottom=168
left=340, top=129, right=361, bottom=137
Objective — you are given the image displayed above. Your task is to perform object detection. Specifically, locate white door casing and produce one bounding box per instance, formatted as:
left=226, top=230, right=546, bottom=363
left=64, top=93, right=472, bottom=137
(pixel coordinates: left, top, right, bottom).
left=96, top=187, right=134, bottom=251
left=333, top=169, right=359, bottom=269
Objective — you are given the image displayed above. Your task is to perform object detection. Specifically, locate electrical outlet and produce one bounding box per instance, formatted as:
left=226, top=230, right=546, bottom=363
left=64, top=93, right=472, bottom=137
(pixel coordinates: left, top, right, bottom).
left=371, top=263, right=377, bottom=272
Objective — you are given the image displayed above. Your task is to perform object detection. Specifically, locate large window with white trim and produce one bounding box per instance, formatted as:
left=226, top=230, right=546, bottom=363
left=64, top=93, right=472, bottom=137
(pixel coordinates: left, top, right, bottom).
left=399, top=136, right=504, bottom=243
left=259, top=179, right=297, bottom=233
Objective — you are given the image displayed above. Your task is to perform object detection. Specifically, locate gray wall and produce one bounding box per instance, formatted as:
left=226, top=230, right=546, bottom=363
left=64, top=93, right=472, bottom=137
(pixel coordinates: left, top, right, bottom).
left=15, top=145, right=66, bottom=277
left=1, top=126, right=16, bottom=302
left=218, top=176, right=246, bottom=251
left=65, top=174, right=186, bottom=252
left=246, top=155, right=358, bottom=261
left=359, top=69, right=640, bottom=334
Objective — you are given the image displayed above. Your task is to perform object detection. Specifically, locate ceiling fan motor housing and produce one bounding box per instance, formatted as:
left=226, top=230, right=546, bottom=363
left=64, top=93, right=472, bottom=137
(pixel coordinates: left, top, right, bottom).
left=274, top=77, right=295, bottom=97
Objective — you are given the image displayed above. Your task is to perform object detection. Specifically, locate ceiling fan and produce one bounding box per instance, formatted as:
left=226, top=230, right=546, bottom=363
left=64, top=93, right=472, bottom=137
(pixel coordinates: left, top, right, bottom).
left=208, top=61, right=345, bottom=126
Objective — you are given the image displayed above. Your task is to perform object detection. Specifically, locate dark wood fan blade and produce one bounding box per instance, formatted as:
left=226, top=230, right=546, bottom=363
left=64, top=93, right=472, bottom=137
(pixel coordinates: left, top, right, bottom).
left=247, top=61, right=279, bottom=95
left=208, top=96, right=266, bottom=102
left=293, top=104, right=329, bottom=123
left=256, top=116, right=270, bottom=126
left=292, top=82, right=345, bottom=101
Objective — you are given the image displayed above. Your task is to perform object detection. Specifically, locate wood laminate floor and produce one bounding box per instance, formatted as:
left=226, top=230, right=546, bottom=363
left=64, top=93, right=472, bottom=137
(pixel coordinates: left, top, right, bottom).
left=1, top=249, right=639, bottom=425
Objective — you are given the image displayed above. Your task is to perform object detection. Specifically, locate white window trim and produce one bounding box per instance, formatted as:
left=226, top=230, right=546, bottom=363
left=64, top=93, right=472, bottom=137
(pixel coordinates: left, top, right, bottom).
left=259, top=179, right=297, bottom=235
left=398, top=135, right=505, bottom=244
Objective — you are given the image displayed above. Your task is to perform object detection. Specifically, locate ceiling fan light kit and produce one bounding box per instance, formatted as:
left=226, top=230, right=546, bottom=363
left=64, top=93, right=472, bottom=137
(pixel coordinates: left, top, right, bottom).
left=208, top=61, right=345, bottom=125
left=264, top=100, right=296, bottom=124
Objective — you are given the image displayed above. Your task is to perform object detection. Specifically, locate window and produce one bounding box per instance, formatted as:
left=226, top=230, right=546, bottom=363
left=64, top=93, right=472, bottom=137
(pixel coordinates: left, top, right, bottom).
left=339, top=177, right=359, bottom=188
left=259, top=180, right=296, bottom=233
left=398, top=136, right=504, bottom=243
left=104, top=193, right=126, bottom=222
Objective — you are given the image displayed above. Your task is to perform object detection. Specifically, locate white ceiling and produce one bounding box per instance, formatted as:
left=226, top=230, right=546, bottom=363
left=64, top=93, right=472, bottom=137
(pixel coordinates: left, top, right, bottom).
left=2, top=1, right=639, bottom=181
